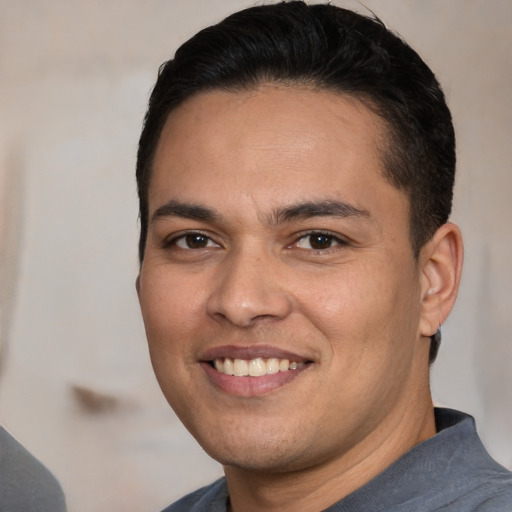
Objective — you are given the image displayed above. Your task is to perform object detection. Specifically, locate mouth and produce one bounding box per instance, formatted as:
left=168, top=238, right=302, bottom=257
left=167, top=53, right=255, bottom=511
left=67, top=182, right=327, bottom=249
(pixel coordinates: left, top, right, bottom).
left=199, top=346, right=313, bottom=396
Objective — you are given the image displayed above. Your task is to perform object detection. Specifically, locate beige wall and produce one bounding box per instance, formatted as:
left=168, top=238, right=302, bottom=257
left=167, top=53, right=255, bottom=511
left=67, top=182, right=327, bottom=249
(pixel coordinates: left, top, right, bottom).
left=0, top=1, right=510, bottom=511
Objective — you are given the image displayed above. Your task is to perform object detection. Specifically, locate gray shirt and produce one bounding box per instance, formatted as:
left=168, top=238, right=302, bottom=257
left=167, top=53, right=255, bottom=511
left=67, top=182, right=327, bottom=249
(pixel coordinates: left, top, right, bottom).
left=163, top=408, right=512, bottom=511
left=0, top=427, right=67, bottom=512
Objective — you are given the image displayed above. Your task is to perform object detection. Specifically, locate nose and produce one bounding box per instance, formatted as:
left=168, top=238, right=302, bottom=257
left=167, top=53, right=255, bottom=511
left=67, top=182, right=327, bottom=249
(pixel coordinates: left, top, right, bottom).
left=206, top=248, right=292, bottom=327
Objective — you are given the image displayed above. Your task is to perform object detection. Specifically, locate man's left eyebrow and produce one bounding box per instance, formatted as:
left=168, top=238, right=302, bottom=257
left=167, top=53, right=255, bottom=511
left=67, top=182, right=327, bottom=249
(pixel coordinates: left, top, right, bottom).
left=271, top=200, right=370, bottom=224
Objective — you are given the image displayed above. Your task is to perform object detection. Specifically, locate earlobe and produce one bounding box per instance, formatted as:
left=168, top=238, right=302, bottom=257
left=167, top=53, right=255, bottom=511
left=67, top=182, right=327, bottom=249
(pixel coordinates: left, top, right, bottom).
left=418, top=222, right=464, bottom=337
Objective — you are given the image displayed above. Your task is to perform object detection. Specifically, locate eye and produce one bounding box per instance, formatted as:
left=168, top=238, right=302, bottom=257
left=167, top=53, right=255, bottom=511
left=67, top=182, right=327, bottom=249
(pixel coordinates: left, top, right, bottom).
left=172, top=233, right=219, bottom=250
left=295, top=232, right=345, bottom=250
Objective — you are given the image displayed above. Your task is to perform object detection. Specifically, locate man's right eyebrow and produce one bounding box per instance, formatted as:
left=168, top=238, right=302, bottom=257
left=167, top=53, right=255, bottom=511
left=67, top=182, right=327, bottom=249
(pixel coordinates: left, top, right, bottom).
left=150, top=200, right=218, bottom=224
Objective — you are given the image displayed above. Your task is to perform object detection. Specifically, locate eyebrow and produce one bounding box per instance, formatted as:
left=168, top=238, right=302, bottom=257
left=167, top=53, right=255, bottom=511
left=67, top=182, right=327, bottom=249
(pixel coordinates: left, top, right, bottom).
left=271, top=199, right=370, bottom=224
left=151, top=199, right=218, bottom=224
left=150, top=198, right=370, bottom=225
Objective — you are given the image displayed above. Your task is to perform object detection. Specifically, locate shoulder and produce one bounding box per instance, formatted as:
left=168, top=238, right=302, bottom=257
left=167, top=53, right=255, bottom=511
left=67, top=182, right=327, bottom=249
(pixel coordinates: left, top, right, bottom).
left=431, top=409, right=512, bottom=511
left=433, top=409, right=512, bottom=510
left=161, top=477, right=228, bottom=512
left=0, top=427, right=67, bottom=511
left=465, top=470, right=512, bottom=511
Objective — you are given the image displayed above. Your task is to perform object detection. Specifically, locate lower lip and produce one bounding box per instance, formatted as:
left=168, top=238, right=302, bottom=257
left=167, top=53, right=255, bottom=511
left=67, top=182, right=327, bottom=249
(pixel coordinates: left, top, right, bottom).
left=200, top=362, right=310, bottom=397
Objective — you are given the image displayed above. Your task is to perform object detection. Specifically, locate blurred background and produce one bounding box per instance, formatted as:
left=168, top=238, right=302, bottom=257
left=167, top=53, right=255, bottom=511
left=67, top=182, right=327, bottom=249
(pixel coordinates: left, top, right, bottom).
left=0, top=1, right=510, bottom=511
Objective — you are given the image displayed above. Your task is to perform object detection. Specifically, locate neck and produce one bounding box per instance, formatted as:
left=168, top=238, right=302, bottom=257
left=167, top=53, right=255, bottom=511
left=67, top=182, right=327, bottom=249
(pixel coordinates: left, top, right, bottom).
left=224, top=398, right=436, bottom=512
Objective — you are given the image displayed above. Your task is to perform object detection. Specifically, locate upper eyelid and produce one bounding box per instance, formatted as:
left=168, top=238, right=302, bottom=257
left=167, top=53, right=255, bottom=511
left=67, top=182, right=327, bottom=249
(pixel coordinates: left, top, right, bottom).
left=163, top=230, right=219, bottom=248
left=294, top=229, right=349, bottom=243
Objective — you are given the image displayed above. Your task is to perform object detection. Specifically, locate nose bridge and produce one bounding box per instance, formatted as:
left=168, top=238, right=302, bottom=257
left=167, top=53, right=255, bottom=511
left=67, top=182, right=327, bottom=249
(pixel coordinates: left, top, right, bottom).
left=207, top=242, right=291, bottom=326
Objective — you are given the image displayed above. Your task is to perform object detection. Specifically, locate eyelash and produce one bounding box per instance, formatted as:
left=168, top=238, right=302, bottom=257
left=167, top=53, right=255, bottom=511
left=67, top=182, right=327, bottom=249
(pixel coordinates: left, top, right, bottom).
left=162, top=231, right=220, bottom=250
left=292, top=230, right=349, bottom=252
left=163, top=230, right=348, bottom=252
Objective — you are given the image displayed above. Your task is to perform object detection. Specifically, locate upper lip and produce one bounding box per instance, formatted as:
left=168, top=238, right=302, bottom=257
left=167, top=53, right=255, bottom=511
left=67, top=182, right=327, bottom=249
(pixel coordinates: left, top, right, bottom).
left=199, top=345, right=311, bottom=362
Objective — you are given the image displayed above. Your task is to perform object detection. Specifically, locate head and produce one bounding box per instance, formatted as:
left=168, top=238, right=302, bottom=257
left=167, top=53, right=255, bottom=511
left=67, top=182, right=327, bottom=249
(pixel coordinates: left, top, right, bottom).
left=136, top=1, right=462, bottom=485
left=136, top=1, right=456, bottom=362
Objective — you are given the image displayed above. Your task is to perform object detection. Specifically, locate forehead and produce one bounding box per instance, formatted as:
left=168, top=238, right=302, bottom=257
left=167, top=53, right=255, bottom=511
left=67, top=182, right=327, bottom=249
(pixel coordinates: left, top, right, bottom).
left=150, top=86, right=400, bottom=218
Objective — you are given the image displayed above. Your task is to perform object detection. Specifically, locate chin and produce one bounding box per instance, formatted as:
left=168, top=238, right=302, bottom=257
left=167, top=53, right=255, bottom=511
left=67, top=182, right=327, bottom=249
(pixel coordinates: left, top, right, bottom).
left=190, top=423, right=317, bottom=474
left=212, top=448, right=307, bottom=474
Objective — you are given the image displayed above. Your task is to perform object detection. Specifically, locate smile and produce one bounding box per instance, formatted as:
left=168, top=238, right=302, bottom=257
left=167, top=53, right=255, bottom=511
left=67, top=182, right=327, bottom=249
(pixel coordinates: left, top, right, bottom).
left=200, top=346, right=312, bottom=396
left=212, top=357, right=305, bottom=377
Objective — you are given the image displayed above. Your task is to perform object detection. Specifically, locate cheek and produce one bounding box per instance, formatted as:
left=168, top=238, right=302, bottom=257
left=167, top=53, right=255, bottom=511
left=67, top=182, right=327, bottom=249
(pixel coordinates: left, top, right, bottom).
left=138, top=270, right=207, bottom=360
left=141, top=267, right=201, bottom=318
left=138, top=273, right=204, bottom=407
left=295, top=263, right=422, bottom=419
left=293, top=259, right=420, bottom=353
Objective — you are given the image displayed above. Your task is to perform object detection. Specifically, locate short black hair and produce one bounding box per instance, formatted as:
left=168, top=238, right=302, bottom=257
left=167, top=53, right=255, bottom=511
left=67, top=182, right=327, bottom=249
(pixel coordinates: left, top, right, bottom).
left=136, top=1, right=456, bottom=362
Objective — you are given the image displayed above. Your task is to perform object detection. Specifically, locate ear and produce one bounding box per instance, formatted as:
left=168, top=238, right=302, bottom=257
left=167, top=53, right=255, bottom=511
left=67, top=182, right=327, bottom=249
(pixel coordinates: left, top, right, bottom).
left=418, top=222, right=464, bottom=337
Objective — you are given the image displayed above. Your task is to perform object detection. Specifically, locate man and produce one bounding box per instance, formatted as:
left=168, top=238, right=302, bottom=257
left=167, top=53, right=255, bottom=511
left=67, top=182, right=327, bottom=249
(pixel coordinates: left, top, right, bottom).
left=135, top=2, right=512, bottom=511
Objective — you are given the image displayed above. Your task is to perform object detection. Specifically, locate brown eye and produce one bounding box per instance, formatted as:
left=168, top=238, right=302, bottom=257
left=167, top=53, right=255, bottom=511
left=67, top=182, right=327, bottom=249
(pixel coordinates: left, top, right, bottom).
left=174, top=233, right=218, bottom=249
left=186, top=234, right=208, bottom=248
left=295, top=233, right=344, bottom=250
left=309, top=234, right=334, bottom=249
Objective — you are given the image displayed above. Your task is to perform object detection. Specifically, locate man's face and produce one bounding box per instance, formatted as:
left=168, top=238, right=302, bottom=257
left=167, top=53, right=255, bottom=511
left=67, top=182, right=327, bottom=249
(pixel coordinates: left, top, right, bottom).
left=137, top=86, right=431, bottom=473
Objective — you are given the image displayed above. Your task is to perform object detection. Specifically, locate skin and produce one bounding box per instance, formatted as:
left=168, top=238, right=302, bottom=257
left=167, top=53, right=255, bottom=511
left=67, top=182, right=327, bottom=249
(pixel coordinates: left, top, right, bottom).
left=137, top=86, right=463, bottom=512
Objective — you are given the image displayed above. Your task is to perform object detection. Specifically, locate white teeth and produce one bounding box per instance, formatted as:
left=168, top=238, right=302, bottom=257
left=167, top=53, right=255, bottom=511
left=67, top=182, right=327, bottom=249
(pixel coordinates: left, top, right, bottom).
left=212, top=357, right=305, bottom=376
left=224, top=358, right=235, bottom=375
left=266, top=358, right=280, bottom=374
left=279, top=359, right=290, bottom=372
left=248, top=358, right=266, bottom=377
left=233, top=359, right=249, bottom=377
